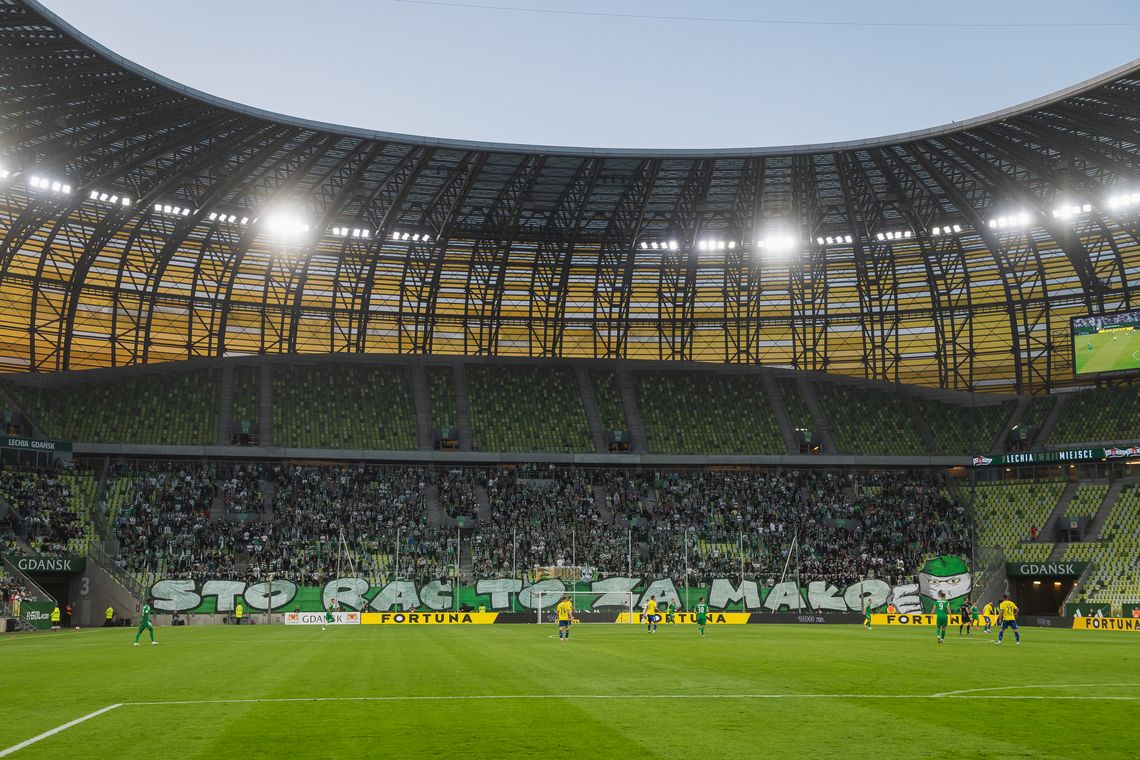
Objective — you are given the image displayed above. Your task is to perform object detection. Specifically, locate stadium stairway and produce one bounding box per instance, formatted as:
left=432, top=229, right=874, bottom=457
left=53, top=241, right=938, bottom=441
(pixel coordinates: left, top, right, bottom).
left=411, top=363, right=432, bottom=450
left=1003, top=396, right=1030, bottom=449
left=797, top=376, right=837, bottom=453
left=260, top=478, right=275, bottom=519
left=1044, top=482, right=1080, bottom=541
left=910, top=396, right=940, bottom=455
left=218, top=362, right=234, bottom=445
left=576, top=365, right=608, bottom=454
left=594, top=482, right=611, bottom=522
left=259, top=363, right=274, bottom=446
left=761, top=373, right=798, bottom=454
left=454, top=364, right=473, bottom=451
left=209, top=493, right=225, bottom=522
left=0, top=384, right=44, bottom=438
left=1032, top=394, right=1068, bottom=448
left=425, top=483, right=443, bottom=527
left=615, top=366, right=647, bottom=453
left=1087, top=476, right=1138, bottom=540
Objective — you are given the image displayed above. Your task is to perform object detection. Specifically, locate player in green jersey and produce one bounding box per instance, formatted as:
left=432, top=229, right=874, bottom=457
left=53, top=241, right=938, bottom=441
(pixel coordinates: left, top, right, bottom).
left=933, top=591, right=950, bottom=643
left=133, top=601, right=157, bottom=646
left=864, top=598, right=873, bottom=630
left=695, top=596, right=709, bottom=636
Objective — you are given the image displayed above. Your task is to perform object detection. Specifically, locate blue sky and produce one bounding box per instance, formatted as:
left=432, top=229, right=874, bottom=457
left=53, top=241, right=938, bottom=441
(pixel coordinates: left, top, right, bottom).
left=41, top=0, right=1140, bottom=150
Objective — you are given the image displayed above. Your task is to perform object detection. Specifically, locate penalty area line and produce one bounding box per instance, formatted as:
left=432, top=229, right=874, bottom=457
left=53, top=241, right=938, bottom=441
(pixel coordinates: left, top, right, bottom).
left=0, top=704, right=121, bottom=757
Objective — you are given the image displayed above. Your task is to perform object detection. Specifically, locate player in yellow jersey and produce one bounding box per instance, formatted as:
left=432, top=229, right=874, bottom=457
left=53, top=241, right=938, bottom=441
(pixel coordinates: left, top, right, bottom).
left=643, top=596, right=659, bottom=634
left=556, top=596, right=574, bottom=642
left=982, top=601, right=994, bottom=633
left=995, top=594, right=1020, bottom=646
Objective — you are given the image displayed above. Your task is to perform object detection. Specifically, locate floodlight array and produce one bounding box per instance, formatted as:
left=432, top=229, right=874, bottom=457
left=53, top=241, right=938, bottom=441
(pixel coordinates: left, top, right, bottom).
left=207, top=211, right=249, bottom=225
left=755, top=233, right=797, bottom=252
left=875, top=229, right=913, bottom=242
left=88, top=190, right=132, bottom=207
left=154, top=203, right=191, bottom=217
left=930, top=224, right=963, bottom=237
left=987, top=213, right=1031, bottom=229
left=332, top=227, right=370, bottom=239
left=815, top=234, right=854, bottom=246
left=1051, top=203, right=1092, bottom=219
left=29, top=175, right=71, bottom=195
left=1106, top=192, right=1140, bottom=210
left=390, top=230, right=433, bottom=242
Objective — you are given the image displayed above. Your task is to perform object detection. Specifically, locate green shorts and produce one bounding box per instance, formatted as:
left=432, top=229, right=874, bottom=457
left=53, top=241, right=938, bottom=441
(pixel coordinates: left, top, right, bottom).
left=936, top=617, right=948, bottom=627
left=696, top=616, right=707, bottom=626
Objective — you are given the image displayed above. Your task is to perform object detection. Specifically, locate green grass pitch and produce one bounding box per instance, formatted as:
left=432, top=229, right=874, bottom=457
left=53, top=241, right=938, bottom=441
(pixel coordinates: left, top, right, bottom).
left=1074, top=329, right=1140, bottom=375
left=2, top=624, right=1138, bottom=759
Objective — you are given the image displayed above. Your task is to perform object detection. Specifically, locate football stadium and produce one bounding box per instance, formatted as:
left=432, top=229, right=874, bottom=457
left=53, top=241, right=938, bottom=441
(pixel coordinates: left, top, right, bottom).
left=2, top=1, right=1140, bottom=757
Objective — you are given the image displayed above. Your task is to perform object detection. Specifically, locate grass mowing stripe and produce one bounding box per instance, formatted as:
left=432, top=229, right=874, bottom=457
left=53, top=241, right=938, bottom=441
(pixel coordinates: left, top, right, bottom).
left=0, top=704, right=121, bottom=758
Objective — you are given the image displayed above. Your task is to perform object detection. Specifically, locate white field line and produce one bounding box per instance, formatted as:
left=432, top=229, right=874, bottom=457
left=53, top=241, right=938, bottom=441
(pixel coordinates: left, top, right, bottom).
left=123, top=689, right=1140, bottom=707
left=932, top=683, right=1140, bottom=697
left=0, top=704, right=121, bottom=758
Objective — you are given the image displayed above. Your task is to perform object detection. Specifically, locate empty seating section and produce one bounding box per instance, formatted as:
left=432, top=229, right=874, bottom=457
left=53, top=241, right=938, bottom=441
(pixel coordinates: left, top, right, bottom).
left=776, top=378, right=813, bottom=431
left=972, top=480, right=1064, bottom=558
left=231, top=366, right=260, bottom=432
left=590, top=369, right=627, bottom=432
left=1067, top=484, right=1140, bottom=613
left=427, top=367, right=457, bottom=429
left=1051, top=385, right=1140, bottom=444
left=0, top=468, right=96, bottom=555
left=466, top=366, right=591, bottom=453
left=814, top=382, right=924, bottom=455
left=6, top=369, right=219, bottom=445
left=910, top=398, right=1014, bottom=455
left=635, top=372, right=782, bottom=454
left=1018, top=395, right=1055, bottom=431
left=272, top=364, right=416, bottom=450
left=1067, top=483, right=1108, bottom=518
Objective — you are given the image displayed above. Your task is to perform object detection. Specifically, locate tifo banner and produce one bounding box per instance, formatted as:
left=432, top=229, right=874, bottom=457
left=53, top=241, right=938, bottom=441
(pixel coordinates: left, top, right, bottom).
left=872, top=613, right=996, bottom=627
left=1072, top=617, right=1140, bottom=632
left=150, top=555, right=970, bottom=616
left=614, top=612, right=750, bottom=625
left=284, top=611, right=360, bottom=626
left=360, top=612, right=499, bottom=625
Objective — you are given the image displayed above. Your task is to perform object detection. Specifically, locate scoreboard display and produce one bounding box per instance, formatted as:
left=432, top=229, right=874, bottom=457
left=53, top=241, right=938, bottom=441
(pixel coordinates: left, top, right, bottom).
left=1072, top=310, right=1140, bottom=376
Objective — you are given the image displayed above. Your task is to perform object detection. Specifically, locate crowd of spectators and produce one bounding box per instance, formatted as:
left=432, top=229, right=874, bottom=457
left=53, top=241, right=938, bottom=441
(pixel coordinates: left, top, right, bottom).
left=0, top=466, right=87, bottom=555
left=100, top=463, right=967, bottom=588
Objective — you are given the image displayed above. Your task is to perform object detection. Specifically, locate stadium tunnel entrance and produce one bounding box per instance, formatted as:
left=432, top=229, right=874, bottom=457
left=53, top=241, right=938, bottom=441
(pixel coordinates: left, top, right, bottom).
left=1011, top=577, right=1075, bottom=615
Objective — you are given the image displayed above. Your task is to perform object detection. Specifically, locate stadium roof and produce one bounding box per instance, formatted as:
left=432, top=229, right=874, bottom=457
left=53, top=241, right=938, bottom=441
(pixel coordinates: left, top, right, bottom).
left=1, top=0, right=1139, bottom=392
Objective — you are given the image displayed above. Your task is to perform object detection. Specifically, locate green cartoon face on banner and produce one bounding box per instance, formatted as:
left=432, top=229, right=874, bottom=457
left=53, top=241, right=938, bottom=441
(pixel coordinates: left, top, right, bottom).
left=917, top=555, right=971, bottom=609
